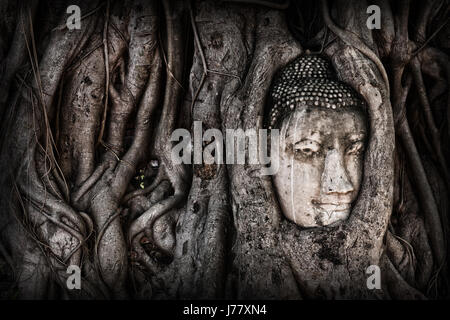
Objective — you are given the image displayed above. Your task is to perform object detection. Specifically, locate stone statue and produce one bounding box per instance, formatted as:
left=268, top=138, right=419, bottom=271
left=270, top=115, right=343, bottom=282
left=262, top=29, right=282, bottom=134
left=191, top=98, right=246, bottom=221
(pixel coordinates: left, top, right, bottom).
left=268, top=55, right=368, bottom=228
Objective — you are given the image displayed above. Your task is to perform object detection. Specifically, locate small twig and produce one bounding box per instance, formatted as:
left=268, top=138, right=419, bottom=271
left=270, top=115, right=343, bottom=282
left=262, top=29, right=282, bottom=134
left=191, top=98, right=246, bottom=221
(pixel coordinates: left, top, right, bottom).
left=100, top=140, right=134, bottom=169
left=413, top=17, right=449, bottom=56
left=66, top=42, right=103, bottom=73
left=97, top=0, right=110, bottom=147
left=188, top=1, right=242, bottom=114
left=110, top=20, right=128, bottom=46
left=309, top=28, right=331, bottom=54
left=319, top=27, right=328, bottom=54
left=158, top=31, right=185, bottom=91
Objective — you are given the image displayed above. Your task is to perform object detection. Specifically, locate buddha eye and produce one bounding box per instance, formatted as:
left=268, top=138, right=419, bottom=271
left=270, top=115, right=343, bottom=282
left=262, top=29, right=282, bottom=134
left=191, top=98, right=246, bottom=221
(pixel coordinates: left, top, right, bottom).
left=293, top=140, right=321, bottom=156
left=347, top=141, right=364, bottom=155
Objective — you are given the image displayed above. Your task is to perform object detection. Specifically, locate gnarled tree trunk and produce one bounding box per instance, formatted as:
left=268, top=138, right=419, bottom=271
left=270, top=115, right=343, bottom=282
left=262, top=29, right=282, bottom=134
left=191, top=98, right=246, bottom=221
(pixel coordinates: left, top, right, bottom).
left=0, top=0, right=449, bottom=299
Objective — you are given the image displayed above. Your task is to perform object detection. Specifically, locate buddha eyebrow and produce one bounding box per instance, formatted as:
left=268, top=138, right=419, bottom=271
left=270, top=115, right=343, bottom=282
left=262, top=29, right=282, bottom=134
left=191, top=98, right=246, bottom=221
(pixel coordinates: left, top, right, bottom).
left=293, top=138, right=322, bottom=145
left=286, top=131, right=322, bottom=141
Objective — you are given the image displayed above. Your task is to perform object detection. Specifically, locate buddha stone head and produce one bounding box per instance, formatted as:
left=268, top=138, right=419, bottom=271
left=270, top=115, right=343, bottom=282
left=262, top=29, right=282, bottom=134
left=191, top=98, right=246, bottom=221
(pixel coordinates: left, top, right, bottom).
left=268, top=55, right=367, bottom=228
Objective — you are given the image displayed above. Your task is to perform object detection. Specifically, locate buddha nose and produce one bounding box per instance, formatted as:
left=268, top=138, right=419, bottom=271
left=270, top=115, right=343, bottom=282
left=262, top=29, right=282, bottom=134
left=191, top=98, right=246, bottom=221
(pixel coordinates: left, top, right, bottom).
left=321, top=149, right=354, bottom=195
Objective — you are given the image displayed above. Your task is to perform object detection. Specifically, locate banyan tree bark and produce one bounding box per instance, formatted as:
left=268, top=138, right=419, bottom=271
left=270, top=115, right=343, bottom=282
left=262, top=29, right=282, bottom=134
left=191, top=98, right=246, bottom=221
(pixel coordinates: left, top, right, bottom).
left=0, top=0, right=449, bottom=299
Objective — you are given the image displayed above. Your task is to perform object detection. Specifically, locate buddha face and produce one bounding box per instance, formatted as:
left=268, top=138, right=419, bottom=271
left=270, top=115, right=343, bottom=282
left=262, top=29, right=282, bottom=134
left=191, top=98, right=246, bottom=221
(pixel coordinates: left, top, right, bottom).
left=273, top=105, right=367, bottom=227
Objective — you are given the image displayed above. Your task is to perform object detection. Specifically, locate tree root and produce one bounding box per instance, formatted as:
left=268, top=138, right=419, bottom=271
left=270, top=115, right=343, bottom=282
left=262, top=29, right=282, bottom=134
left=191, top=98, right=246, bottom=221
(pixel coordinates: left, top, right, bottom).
left=410, top=57, right=449, bottom=182
left=320, top=0, right=390, bottom=96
